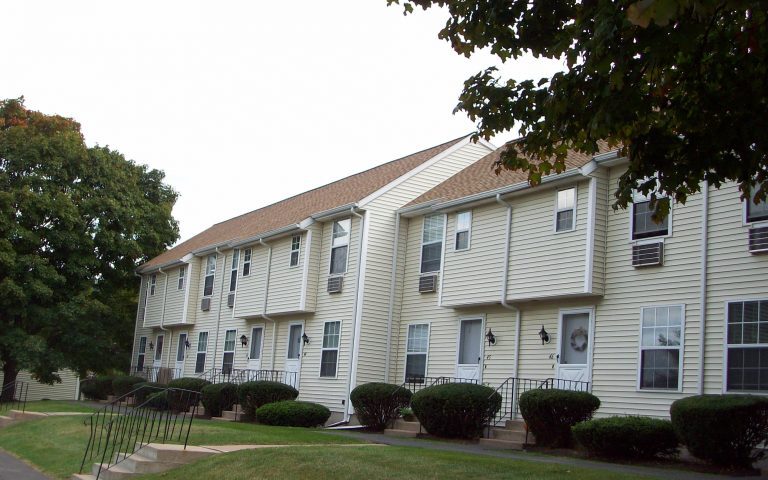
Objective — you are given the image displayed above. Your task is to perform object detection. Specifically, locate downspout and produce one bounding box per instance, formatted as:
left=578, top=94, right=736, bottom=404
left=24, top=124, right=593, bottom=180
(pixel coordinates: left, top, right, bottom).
left=259, top=239, right=277, bottom=370
left=383, top=212, right=401, bottom=384
left=158, top=267, right=170, bottom=368
left=495, top=194, right=520, bottom=375
left=698, top=181, right=709, bottom=395
left=345, top=207, right=366, bottom=422
left=212, top=248, right=226, bottom=370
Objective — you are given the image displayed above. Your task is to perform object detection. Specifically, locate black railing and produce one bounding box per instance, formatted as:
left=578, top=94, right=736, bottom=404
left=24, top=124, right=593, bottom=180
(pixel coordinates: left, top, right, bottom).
left=80, top=384, right=200, bottom=480
left=134, top=366, right=181, bottom=384
left=0, top=381, right=29, bottom=415
left=542, top=377, right=591, bottom=392
left=399, top=375, right=478, bottom=398
left=197, top=368, right=297, bottom=387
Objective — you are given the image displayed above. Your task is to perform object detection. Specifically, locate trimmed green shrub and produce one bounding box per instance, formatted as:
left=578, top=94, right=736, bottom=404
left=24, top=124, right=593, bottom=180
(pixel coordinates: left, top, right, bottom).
left=238, top=381, right=299, bottom=419
left=166, top=377, right=211, bottom=412
left=411, top=383, right=501, bottom=439
left=573, top=416, right=678, bottom=459
left=351, top=382, right=412, bottom=431
left=133, top=382, right=166, bottom=405
left=670, top=394, right=768, bottom=467
left=255, top=400, right=331, bottom=427
left=145, top=391, right=169, bottom=410
left=519, top=389, right=600, bottom=447
left=112, top=376, right=146, bottom=397
left=201, top=383, right=238, bottom=417
left=80, top=375, right=115, bottom=401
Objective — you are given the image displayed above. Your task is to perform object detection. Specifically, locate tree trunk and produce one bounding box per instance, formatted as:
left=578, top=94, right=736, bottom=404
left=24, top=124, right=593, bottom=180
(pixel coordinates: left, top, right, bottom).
left=1, top=359, right=19, bottom=403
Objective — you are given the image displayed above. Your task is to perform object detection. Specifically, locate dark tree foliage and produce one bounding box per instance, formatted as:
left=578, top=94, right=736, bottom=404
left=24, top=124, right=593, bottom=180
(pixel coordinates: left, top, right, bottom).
left=0, top=98, right=178, bottom=400
left=388, top=0, right=768, bottom=217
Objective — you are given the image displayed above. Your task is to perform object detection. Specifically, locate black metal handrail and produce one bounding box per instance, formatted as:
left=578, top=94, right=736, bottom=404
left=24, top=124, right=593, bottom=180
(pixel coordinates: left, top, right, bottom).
left=541, top=377, right=591, bottom=392
left=196, top=367, right=297, bottom=387
left=79, top=384, right=201, bottom=480
left=0, top=380, right=29, bottom=415
left=133, top=366, right=181, bottom=384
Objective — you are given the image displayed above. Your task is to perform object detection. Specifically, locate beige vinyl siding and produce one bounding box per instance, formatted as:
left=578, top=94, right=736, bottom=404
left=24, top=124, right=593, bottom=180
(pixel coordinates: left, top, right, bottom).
left=591, top=169, right=609, bottom=295
left=302, top=223, right=322, bottom=312
left=233, top=246, right=268, bottom=319
left=142, top=272, right=167, bottom=328
left=191, top=252, right=228, bottom=372
left=356, top=142, right=493, bottom=386
left=0, top=370, right=80, bottom=401
left=184, top=259, right=201, bottom=325
left=704, top=182, right=768, bottom=394
left=507, top=180, right=589, bottom=300
left=162, top=266, right=186, bottom=325
left=441, top=203, right=505, bottom=307
left=266, top=233, right=305, bottom=315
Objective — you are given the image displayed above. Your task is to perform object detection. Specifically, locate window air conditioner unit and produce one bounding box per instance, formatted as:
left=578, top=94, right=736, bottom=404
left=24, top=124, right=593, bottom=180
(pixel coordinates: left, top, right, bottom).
left=327, top=276, right=343, bottom=294
left=748, top=226, right=768, bottom=254
left=632, top=242, right=664, bottom=267
left=201, top=297, right=211, bottom=311
left=418, top=274, right=438, bottom=293
left=227, top=292, right=235, bottom=308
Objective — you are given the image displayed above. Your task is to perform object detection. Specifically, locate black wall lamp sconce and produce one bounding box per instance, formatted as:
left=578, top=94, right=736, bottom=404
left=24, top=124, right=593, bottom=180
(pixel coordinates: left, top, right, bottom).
left=538, top=325, right=551, bottom=345
left=485, top=329, right=496, bottom=346
left=240, top=335, right=248, bottom=348
left=184, top=339, right=191, bottom=349
left=302, top=333, right=310, bottom=345
left=148, top=342, right=154, bottom=351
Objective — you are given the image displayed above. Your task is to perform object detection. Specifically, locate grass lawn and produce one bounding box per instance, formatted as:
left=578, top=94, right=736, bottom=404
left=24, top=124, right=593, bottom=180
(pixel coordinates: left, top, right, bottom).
left=21, top=400, right=98, bottom=413
left=140, top=446, right=653, bottom=480
left=0, top=416, right=360, bottom=479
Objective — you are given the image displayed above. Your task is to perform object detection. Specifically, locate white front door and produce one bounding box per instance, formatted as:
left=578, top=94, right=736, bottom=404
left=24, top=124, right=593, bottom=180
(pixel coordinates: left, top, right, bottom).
left=152, top=334, right=164, bottom=381
left=456, top=318, right=483, bottom=381
left=175, top=332, right=188, bottom=375
left=556, top=310, right=593, bottom=390
left=248, top=326, right=264, bottom=371
left=285, top=323, right=303, bottom=389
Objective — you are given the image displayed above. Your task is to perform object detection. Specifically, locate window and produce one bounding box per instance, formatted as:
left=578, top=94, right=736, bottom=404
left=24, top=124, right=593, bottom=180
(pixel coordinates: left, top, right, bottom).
left=405, top=323, right=429, bottom=382
left=290, top=235, right=301, bottom=267
left=455, top=211, right=471, bottom=251
left=747, top=186, right=768, bottom=223
left=726, top=300, right=768, bottom=391
left=320, top=321, right=341, bottom=377
left=203, top=254, right=216, bottom=297
left=229, top=249, right=239, bottom=293
left=249, top=327, right=263, bottom=360
left=222, top=329, right=236, bottom=374
left=420, top=214, right=444, bottom=273
left=178, top=266, right=186, bottom=290
left=195, top=332, right=208, bottom=374
left=555, top=188, right=576, bottom=232
left=632, top=190, right=669, bottom=239
left=176, top=333, right=187, bottom=363
left=136, top=337, right=147, bottom=372
left=242, top=248, right=252, bottom=276
left=639, top=306, right=683, bottom=390
left=330, top=219, right=350, bottom=274
left=150, top=274, right=157, bottom=296
left=154, top=335, right=164, bottom=362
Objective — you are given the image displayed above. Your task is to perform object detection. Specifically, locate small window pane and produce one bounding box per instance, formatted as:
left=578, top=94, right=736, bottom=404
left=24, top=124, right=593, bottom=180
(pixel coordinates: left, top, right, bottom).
left=747, top=186, right=768, bottom=222
left=222, top=352, right=234, bottom=374
left=332, top=219, right=351, bottom=247
left=224, top=330, right=236, bottom=352
left=556, top=210, right=574, bottom=231
left=250, top=328, right=263, bottom=360
left=640, top=350, right=679, bottom=389
left=405, top=354, right=426, bottom=381
left=422, top=214, right=444, bottom=244
left=455, top=231, right=469, bottom=251
left=287, top=325, right=302, bottom=359
left=632, top=201, right=668, bottom=239
left=330, top=245, right=348, bottom=274
left=456, top=211, right=471, bottom=231
left=229, top=270, right=238, bottom=292
left=320, top=350, right=338, bottom=377
left=323, top=321, right=341, bottom=349
left=407, top=324, right=429, bottom=353
left=420, top=243, right=442, bottom=273
left=557, top=188, right=575, bottom=210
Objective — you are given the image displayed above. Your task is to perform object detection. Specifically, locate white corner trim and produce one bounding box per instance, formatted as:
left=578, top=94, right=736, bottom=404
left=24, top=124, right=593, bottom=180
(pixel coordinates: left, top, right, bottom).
left=299, top=229, right=313, bottom=311
left=584, top=176, right=597, bottom=293
left=181, top=261, right=192, bottom=324
left=437, top=213, right=448, bottom=307
left=347, top=211, right=369, bottom=416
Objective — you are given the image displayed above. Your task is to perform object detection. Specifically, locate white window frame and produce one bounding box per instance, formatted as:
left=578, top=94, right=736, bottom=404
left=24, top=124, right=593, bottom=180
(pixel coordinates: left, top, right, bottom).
left=289, top=234, right=301, bottom=268
left=178, top=266, right=186, bottom=290
left=229, top=249, right=239, bottom=293
left=222, top=329, right=237, bottom=373
left=319, top=320, right=341, bottom=378
left=194, top=331, right=209, bottom=374
left=203, top=254, right=216, bottom=297
left=329, top=218, right=351, bottom=275
left=554, top=187, right=577, bottom=233
left=242, top=248, right=252, bottom=277
left=136, top=336, right=147, bottom=372
left=420, top=214, right=445, bottom=274
left=723, top=298, right=768, bottom=393
left=630, top=190, right=672, bottom=242
left=404, top=322, right=430, bottom=382
left=454, top=211, right=472, bottom=251
left=150, top=274, right=157, bottom=296
left=636, top=304, right=685, bottom=392
left=249, top=326, right=264, bottom=361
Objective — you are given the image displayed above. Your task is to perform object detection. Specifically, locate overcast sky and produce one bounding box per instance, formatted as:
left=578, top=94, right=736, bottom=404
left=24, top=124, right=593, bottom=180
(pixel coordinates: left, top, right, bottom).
left=3, top=1, right=562, bottom=243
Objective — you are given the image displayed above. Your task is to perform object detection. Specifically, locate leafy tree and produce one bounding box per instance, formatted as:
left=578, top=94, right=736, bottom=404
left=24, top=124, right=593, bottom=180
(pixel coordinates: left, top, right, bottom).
left=0, top=98, right=179, bottom=401
left=388, top=0, right=767, bottom=216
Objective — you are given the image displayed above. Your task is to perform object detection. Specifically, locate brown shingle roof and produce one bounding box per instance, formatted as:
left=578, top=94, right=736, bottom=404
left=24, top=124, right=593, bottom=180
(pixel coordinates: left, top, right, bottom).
left=140, top=135, right=468, bottom=271
left=407, top=141, right=614, bottom=207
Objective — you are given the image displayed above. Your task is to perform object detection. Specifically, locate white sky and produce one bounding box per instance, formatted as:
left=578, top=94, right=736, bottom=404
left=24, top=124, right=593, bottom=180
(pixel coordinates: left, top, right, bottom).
left=2, top=1, right=563, bottom=243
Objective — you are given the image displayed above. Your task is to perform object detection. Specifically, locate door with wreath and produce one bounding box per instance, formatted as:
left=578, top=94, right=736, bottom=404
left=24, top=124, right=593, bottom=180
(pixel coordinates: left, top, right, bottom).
left=555, top=311, right=592, bottom=390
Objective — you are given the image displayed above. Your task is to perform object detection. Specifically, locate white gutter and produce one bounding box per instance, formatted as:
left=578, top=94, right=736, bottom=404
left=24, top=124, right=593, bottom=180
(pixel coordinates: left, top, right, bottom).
left=212, top=248, right=226, bottom=369
left=495, top=194, right=520, bottom=404
left=311, top=203, right=359, bottom=222
left=384, top=212, right=401, bottom=383
left=698, top=181, right=709, bottom=395
left=345, top=207, right=367, bottom=421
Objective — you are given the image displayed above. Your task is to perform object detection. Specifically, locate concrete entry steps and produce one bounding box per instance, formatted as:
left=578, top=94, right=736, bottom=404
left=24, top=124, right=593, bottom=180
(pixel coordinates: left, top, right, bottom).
left=385, top=418, right=535, bottom=450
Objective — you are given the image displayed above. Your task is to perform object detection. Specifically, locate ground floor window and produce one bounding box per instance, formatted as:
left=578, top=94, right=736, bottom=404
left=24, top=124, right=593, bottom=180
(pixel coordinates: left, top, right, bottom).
left=405, top=323, right=429, bottom=382
left=195, top=332, right=208, bottom=373
left=320, top=321, right=340, bottom=377
left=727, top=299, right=768, bottom=391
left=222, top=329, right=236, bottom=374
left=639, top=305, right=683, bottom=390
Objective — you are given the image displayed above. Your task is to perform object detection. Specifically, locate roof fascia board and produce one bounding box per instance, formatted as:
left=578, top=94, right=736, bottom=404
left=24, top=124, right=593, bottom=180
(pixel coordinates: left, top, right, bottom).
left=476, top=137, right=498, bottom=151
left=229, top=223, right=303, bottom=248
left=398, top=200, right=442, bottom=218
left=310, top=203, right=359, bottom=222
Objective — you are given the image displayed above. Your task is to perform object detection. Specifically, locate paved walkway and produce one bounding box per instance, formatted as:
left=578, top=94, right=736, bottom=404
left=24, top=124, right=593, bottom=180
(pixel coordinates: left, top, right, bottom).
left=326, top=431, right=761, bottom=480
left=0, top=449, right=51, bottom=480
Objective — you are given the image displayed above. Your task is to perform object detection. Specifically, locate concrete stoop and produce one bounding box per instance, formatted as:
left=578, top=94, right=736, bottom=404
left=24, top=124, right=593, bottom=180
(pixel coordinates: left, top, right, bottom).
left=478, top=420, right=534, bottom=450
left=384, top=418, right=421, bottom=438
left=71, top=443, right=216, bottom=480
left=212, top=404, right=244, bottom=422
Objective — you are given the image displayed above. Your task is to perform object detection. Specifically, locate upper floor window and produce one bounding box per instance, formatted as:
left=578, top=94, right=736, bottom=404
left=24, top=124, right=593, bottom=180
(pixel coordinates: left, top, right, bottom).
left=290, top=235, right=301, bottom=267
left=242, top=248, right=252, bottom=276
left=203, top=254, right=216, bottom=297
left=726, top=299, right=768, bottom=392
left=229, top=249, right=239, bottom=293
left=150, top=274, right=157, bottom=296
left=638, top=305, right=683, bottom=390
left=747, top=186, right=768, bottom=223
left=178, top=266, right=186, bottom=290
left=330, top=219, right=350, bottom=275
left=421, top=214, right=444, bottom=273
left=631, top=190, right=669, bottom=240
left=455, top=211, right=471, bottom=251
left=555, top=188, right=576, bottom=232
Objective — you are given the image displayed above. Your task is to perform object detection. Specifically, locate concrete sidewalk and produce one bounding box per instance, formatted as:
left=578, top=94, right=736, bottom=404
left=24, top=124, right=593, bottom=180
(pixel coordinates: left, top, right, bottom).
left=326, top=430, right=761, bottom=480
left=0, top=449, right=51, bottom=480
